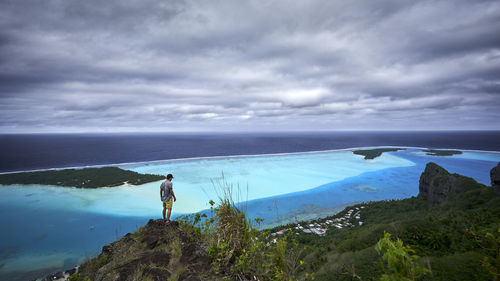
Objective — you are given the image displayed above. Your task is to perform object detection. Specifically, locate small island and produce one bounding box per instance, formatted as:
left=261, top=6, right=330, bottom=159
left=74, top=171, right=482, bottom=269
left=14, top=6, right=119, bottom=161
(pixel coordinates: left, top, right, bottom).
left=423, top=149, right=462, bottom=156
left=0, top=167, right=164, bottom=188
left=352, top=148, right=405, bottom=160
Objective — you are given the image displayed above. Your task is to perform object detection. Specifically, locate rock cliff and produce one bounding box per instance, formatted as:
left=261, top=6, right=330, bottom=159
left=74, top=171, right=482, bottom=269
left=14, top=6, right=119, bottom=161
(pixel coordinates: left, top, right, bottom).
left=76, top=219, right=212, bottom=281
left=419, top=162, right=486, bottom=207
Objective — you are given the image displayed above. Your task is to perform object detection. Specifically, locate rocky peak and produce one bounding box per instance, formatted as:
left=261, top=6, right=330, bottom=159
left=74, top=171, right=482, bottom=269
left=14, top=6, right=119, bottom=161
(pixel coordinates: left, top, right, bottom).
left=76, top=219, right=211, bottom=281
left=491, top=162, right=500, bottom=194
left=419, top=162, right=484, bottom=207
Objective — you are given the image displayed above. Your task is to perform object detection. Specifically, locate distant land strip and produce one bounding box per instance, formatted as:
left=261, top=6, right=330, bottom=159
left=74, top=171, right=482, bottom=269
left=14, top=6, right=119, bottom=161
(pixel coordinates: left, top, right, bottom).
left=423, top=149, right=463, bottom=156
left=0, top=167, right=164, bottom=188
left=352, top=148, right=405, bottom=160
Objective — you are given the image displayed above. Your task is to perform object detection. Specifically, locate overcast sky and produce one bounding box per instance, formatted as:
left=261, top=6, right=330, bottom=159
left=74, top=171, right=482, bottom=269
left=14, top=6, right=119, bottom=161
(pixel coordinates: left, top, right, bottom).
left=1, top=0, right=499, bottom=133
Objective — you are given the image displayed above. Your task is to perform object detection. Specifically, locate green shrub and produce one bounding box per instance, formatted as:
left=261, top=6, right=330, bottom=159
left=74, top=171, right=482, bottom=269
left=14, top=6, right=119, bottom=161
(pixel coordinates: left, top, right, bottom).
left=68, top=273, right=79, bottom=281
left=181, top=174, right=307, bottom=280
left=375, top=232, right=430, bottom=281
left=481, top=228, right=500, bottom=281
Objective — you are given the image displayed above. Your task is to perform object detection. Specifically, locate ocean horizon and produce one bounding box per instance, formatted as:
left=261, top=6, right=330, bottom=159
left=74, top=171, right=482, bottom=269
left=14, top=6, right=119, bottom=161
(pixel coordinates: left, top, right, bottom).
left=1, top=131, right=500, bottom=173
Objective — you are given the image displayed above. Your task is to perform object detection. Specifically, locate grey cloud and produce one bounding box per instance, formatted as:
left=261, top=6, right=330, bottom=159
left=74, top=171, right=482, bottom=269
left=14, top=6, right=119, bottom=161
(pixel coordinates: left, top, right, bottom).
left=0, top=0, right=499, bottom=132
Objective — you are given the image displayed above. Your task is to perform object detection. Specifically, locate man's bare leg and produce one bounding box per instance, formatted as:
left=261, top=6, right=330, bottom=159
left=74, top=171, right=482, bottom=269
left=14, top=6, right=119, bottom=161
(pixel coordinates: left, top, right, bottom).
left=166, top=208, right=172, bottom=223
left=162, top=207, right=167, bottom=221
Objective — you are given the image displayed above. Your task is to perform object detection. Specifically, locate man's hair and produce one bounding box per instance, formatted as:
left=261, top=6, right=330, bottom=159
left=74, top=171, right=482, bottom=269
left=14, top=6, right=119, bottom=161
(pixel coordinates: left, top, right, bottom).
left=166, top=174, right=173, bottom=179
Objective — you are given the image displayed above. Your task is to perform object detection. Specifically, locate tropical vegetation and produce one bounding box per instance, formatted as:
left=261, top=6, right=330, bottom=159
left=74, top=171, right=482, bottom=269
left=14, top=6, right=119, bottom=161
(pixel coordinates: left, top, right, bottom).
left=0, top=167, right=164, bottom=188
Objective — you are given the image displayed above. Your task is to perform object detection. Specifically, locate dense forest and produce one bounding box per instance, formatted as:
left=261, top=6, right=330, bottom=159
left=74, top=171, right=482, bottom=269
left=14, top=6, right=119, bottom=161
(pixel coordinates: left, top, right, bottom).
left=0, top=167, right=164, bottom=188
left=352, top=148, right=405, bottom=160
left=422, top=149, right=463, bottom=156
left=291, top=186, right=498, bottom=280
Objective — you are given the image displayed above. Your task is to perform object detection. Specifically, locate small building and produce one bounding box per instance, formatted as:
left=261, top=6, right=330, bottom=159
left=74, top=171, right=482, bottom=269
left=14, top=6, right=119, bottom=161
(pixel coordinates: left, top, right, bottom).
left=310, top=228, right=326, bottom=236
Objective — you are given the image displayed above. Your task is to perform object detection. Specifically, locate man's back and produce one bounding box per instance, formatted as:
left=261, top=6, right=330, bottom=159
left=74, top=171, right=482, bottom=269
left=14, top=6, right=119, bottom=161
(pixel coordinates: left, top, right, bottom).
left=160, top=181, right=172, bottom=202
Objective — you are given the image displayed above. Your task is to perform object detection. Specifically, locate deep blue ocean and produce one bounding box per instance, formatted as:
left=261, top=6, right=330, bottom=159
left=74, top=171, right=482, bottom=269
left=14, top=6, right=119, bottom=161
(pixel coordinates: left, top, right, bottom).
left=1, top=131, right=500, bottom=173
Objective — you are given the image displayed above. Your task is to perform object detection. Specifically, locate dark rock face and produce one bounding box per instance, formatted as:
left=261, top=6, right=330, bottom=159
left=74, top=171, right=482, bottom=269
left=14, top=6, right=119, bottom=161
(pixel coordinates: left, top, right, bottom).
left=419, top=162, right=483, bottom=207
left=78, top=219, right=211, bottom=281
left=491, top=162, right=500, bottom=194
left=65, top=267, right=77, bottom=276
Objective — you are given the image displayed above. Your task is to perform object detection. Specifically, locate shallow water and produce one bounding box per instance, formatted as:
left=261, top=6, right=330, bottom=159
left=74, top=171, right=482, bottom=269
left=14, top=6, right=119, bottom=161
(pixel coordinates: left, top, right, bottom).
left=121, top=150, right=415, bottom=214
left=0, top=147, right=499, bottom=280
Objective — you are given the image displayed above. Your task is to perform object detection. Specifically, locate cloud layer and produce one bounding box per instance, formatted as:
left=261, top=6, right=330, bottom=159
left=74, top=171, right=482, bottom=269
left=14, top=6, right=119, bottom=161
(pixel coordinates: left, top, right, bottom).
left=1, top=0, right=499, bottom=132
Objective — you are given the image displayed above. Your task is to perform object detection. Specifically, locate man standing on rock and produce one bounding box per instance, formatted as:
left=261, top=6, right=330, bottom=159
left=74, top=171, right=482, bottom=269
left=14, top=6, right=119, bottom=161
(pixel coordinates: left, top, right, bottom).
left=160, top=174, right=176, bottom=223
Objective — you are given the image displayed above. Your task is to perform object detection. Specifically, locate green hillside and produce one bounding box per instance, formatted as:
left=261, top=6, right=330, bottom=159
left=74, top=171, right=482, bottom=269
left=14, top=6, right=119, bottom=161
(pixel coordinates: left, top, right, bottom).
left=282, top=162, right=500, bottom=280
left=291, top=187, right=498, bottom=280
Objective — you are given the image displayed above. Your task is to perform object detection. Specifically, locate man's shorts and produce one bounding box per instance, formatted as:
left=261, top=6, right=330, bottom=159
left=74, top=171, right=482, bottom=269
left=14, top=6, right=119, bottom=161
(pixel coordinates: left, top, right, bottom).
left=163, top=198, right=173, bottom=209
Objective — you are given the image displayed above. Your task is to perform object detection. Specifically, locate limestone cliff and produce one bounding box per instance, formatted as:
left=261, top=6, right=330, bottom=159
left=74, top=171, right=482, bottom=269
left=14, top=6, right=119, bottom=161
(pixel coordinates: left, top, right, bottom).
left=419, top=162, right=486, bottom=207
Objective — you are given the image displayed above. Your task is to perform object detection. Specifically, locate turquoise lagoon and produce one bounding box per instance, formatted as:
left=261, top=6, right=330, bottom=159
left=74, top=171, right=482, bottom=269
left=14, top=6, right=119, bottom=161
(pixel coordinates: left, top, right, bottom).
left=0, top=148, right=499, bottom=280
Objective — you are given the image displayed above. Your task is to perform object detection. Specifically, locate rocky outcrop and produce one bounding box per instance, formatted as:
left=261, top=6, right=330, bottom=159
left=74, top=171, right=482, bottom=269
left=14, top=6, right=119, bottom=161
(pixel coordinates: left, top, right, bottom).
left=419, top=162, right=485, bottom=207
left=491, top=162, right=500, bottom=194
left=76, top=219, right=212, bottom=281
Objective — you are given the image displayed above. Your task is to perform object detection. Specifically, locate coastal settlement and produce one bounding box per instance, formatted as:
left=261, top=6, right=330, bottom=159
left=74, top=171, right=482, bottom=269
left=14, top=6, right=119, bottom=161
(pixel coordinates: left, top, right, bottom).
left=268, top=206, right=365, bottom=244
